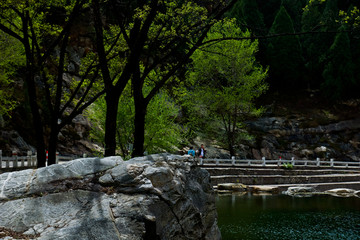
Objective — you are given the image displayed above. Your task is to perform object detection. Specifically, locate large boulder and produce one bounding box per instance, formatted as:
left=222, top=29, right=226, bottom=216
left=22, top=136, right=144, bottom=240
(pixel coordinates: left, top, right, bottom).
left=0, top=154, right=220, bottom=240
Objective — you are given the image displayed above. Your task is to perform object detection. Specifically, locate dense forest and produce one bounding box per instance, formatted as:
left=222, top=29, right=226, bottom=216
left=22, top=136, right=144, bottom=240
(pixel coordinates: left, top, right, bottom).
left=0, top=0, right=359, bottom=166
left=226, top=0, right=360, bottom=98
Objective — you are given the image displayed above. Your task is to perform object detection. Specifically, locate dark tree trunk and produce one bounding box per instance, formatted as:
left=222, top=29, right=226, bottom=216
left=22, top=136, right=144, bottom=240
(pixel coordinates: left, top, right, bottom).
left=228, top=142, right=235, bottom=158
left=132, top=95, right=147, bottom=157
left=132, top=65, right=148, bottom=157
left=27, top=73, right=46, bottom=167
left=104, top=90, right=120, bottom=156
left=47, top=122, right=59, bottom=165
left=23, top=13, right=46, bottom=167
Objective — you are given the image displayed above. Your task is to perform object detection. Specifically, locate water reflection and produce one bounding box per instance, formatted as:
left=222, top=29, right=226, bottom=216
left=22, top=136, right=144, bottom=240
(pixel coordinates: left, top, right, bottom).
left=216, top=193, right=360, bottom=240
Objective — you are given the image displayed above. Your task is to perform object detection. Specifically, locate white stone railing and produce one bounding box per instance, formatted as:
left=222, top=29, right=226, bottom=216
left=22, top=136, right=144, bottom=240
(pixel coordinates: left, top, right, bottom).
left=198, top=157, right=360, bottom=168
left=0, top=150, right=84, bottom=169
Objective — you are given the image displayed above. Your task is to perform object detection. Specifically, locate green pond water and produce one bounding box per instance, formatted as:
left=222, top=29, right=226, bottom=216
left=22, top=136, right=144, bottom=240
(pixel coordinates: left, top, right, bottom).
left=216, top=193, right=360, bottom=240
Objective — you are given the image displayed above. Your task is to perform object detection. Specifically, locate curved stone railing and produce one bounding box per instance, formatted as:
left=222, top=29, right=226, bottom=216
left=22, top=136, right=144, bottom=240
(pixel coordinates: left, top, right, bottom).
left=198, top=157, right=360, bottom=168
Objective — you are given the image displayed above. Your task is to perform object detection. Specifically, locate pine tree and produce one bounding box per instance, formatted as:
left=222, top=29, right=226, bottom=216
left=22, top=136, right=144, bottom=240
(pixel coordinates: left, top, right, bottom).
left=321, top=29, right=355, bottom=100
left=301, top=0, right=339, bottom=89
left=266, top=6, right=303, bottom=89
left=257, top=0, right=282, bottom=29
left=281, top=0, right=307, bottom=32
left=226, top=0, right=266, bottom=36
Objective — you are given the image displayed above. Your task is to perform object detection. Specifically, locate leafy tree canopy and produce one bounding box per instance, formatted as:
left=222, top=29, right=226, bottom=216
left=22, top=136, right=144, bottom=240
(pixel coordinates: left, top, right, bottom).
left=0, top=32, right=24, bottom=116
left=183, top=19, right=268, bottom=155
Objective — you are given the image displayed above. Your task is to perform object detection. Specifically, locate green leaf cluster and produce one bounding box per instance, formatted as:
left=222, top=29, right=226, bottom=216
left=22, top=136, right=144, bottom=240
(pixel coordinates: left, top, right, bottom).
left=183, top=19, right=268, bottom=155
left=0, top=32, right=24, bottom=116
left=87, top=86, right=183, bottom=159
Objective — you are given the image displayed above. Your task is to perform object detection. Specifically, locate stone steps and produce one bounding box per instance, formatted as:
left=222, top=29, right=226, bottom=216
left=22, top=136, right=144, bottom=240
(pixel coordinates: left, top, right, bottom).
left=204, top=167, right=360, bottom=176
left=205, top=165, right=360, bottom=191
left=210, top=173, right=360, bottom=185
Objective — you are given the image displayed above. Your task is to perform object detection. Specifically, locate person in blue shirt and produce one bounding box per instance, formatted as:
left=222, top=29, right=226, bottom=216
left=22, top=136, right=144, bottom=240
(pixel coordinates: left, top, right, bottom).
left=188, top=146, right=195, bottom=157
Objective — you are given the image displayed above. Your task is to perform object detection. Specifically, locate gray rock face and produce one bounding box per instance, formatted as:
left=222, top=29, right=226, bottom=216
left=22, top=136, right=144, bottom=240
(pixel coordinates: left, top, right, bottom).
left=283, top=186, right=316, bottom=196
left=0, top=154, right=220, bottom=240
left=245, top=117, right=360, bottom=161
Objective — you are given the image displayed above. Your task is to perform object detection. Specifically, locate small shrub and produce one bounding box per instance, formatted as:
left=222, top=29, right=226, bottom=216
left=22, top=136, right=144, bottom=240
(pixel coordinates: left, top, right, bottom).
left=282, top=163, right=294, bottom=169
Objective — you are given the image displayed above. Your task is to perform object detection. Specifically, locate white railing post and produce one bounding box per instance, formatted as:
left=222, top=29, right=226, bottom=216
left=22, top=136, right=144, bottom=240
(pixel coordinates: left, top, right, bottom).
left=231, top=156, right=235, bottom=166
left=262, top=157, right=266, bottom=166
left=291, top=157, right=295, bottom=166
left=56, top=152, right=59, bottom=164
left=27, top=151, right=32, bottom=167
left=316, top=158, right=320, bottom=167
left=83, top=153, right=87, bottom=158
left=21, top=153, right=25, bottom=167
left=33, top=152, right=37, bottom=167
left=6, top=151, right=9, bottom=168
left=247, top=159, right=251, bottom=166
left=330, top=158, right=334, bottom=167
left=277, top=157, right=281, bottom=167
left=12, top=150, right=18, bottom=168
left=216, top=159, right=219, bottom=166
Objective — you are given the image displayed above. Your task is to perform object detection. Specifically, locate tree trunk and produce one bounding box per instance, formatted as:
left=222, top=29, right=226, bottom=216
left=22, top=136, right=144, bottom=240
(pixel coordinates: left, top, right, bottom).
left=27, top=76, right=46, bottom=167
left=229, top=143, right=235, bottom=158
left=104, top=90, right=120, bottom=156
left=23, top=13, right=46, bottom=167
left=47, top=121, right=59, bottom=165
left=131, top=64, right=148, bottom=158
left=132, top=96, right=147, bottom=157
left=227, top=131, right=235, bottom=158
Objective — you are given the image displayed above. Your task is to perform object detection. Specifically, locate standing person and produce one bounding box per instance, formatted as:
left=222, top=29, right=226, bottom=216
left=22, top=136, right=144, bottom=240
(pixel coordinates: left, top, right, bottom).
left=198, top=144, right=206, bottom=158
left=188, top=147, right=195, bottom=157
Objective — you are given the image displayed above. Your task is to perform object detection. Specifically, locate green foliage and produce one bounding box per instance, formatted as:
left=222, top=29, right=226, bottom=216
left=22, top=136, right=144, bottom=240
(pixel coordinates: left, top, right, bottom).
left=321, top=0, right=340, bottom=31
left=0, top=32, right=24, bottom=116
left=225, top=0, right=266, bottom=36
left=338, top=6, right=360, bottom=28
left=184, top=19, right=268, bottom=155
left=0, top=0, right=103, bottom=124
left=266, top=6, right=303, bottom=88
left=87, top=86, right=183, bottom=159
left=281, top=0, right=307, bottom=31
left=86, top=86, right=134, bottom=158
left=257, top=0, right=282, bottom=29
left=321, top=29, right=354, bottom=100
left=282, top=162, right=294, bottom=169
left=144, top=92, right=183, bottom=154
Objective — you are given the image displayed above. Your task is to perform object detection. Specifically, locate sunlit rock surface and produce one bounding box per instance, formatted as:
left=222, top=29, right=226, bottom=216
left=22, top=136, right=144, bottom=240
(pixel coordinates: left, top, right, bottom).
left=0, top=154, right=220, bottom=240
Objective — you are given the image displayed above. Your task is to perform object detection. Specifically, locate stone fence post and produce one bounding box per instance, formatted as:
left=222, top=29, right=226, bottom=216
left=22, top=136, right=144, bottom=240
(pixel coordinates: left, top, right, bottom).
left=12, top=151, right=18, bottom=168
left=27, top=151, right=32, bottom=167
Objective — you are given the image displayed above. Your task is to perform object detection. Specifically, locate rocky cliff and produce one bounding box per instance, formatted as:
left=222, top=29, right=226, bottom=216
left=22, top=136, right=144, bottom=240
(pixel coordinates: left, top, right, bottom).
left=0, top=154, right=220, bottom=240
left=243, top=96, right=360, bottom=161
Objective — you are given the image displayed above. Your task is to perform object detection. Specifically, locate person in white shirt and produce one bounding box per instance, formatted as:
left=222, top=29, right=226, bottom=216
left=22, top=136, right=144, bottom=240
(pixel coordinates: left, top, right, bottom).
left=198, top=144, right=206, bottom=158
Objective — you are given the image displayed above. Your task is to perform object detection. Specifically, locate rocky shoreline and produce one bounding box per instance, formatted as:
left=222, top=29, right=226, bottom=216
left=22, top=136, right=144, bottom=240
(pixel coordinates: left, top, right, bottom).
left=216, top=183, right=360, bottom=198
